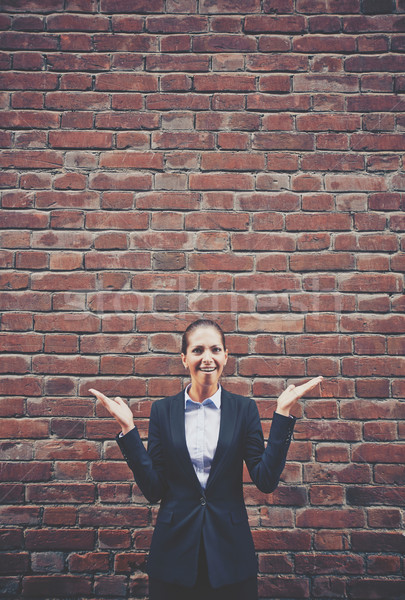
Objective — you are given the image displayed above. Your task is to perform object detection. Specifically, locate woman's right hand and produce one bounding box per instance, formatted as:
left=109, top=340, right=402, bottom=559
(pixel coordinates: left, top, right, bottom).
left=89, top=388, right=135, bottom=435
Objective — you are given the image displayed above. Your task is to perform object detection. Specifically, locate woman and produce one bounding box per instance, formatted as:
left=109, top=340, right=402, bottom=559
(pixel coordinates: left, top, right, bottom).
left=89, top=319, right=322, bottom=600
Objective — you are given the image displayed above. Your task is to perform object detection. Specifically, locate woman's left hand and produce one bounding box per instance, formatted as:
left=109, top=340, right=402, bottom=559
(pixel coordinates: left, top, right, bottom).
left=275, top=376, right=323, bottom=417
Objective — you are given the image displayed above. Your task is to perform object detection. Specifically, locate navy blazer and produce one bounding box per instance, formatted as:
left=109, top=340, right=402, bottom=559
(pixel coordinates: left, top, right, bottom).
left=116, top=387, right=296, bottom=588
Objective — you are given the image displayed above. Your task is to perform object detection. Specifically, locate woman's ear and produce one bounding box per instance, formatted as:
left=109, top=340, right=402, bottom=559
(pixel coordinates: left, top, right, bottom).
left=181, top=353, right=188, bottom=369
left=224, top=348, right=228, bottom=364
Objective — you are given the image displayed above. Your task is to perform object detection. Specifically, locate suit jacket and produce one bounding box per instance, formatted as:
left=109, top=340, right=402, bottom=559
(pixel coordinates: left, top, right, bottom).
left=116, top=387, right=296, bottom=588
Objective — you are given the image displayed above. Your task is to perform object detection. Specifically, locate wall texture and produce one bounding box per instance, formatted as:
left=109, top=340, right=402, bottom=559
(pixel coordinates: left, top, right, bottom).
left=1, top=0, right=405, bottom=598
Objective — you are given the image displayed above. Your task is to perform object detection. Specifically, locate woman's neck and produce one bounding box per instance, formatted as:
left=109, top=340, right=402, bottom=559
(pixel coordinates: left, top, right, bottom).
left=187, top=382, right=219, bottom=404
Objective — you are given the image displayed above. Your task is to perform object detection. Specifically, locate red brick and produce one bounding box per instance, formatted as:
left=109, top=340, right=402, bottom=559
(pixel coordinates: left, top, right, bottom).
left=212, top=53, right=245, bottom=71
left=68, top=551, right=109, bottom=572
left=367, top=508, right=401, bottom=528
left=89, top=172, right=152, bottom=190
left=47, top=14, right=108, bottom=31
left=351, top=531, right=404, bottom=552
left=262, top=113, right=293, bottom=130
left=186, top=212, right=248, bottom=231
left=100, top=0, right=163, bottom=10
left=147, top=93, right=210, bottom=110
left=0, top=32, right=57, bottom=51
left=49, top=131, right=113, bottom=149
left=313, top=531, right=346, bottom=551
left=196, top=112, right=260, bottom=131
left=352, top=132, right=405, bottom=151
left=297, top=0, right=360, bottom=12
left=59, top=33, right=92, bottom=52
left=354, top=333, right=386, bottom=355
left=13, top=15, right=43, bottom=30
left=13, top=51, right=44, bottom=70
left=0, top=397, right=25, bottom=416
left=339, top=274, right=402, bottom=293
left=160, top=73, right=192, bottom=91
left=0, top=506, right=40, bottom=525
left=0, top=529, right=24, bottom=549
left=253, top=529, right=310, bottom=550
left=326, top=174, right=386, bottom=191
left=210, top=16, right=242, bottom=31
left=60, top=73, right=92, bottom=90
left=45, top=91, right=109, bottom=110
left=245, top=14, right=306, bottom=32
left=258, top=35, right=291, bottom=51
left=238, top=312, right=304, bottom=330
left=352, top=443, right=405, bottom=463
left=295, top=73, right=359, bottom=93
left=367, top=555, right=400, bottom=575
left=297, top=508, right=365, bottom=528
left=0, top=149, right=62, bottom=169
left=190, top=172, right=254, bottom=190
left=368, top=154, right=399, bottom=171
left=160, top=34, right=191, bottom=52
left=116, top=132, right=150, bottom=149
left=111, top=15, right=143, bottom=31
left=0, top=553, right=30, bottom=574
left=153, top=132, right=214, bottom=149
left=296, top=552, right=363, bottom=574
left=199, top=0, right=259, bottom=11
left=99, top=529, right=131, bottom=549
left=255, top=131, right=314, bottom=150
left=201, top=152, right=265, bottom=171
left=0, top=461, right=51, bottom=481
left=248, top=54, right=307, bottom=72
left=194, top=73, right=255, bottom=91
left=100, top=151, right=163, bottom=169
left=297, top=114, right=360, bottom=132
left=22, top=575, right=92, bottom=597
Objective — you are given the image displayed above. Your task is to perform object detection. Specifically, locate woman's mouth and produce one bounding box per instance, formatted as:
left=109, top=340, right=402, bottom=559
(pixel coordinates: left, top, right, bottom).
left=199, top=367, right=216, bottom=372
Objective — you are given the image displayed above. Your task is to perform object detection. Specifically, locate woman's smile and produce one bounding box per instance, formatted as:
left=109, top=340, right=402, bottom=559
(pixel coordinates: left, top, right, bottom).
left=181, top=326, right=228, bottom=401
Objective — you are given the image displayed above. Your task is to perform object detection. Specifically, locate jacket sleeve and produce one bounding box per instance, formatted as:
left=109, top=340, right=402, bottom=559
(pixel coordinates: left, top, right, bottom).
left=115, top=400, right=167, bottom=504
left=243, top=399, right=296, bottom=494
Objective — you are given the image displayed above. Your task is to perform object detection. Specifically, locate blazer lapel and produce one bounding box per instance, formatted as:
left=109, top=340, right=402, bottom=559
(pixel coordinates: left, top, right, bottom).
left=169, top=390, right=203, bottom=492
left=205, top=387, right=237, bottom=491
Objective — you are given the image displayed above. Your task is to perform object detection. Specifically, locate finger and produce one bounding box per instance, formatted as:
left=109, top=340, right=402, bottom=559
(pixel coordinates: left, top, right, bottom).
left=114, top=396, right=126, bottom=405
left=295, top=377, right=323, bottom=396
left=88, top=388, right=111, bottom=405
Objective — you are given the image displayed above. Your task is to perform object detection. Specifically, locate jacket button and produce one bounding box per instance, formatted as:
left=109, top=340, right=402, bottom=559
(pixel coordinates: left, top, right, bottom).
left=200, top=497, right=206, bottom=506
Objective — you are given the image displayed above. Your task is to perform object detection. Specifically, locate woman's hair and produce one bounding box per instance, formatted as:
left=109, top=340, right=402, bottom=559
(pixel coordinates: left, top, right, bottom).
left=181, top=319, right=226, bottom=355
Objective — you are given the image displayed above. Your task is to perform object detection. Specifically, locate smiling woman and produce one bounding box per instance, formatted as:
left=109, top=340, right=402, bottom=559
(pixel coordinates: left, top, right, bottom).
left=89, top=319, right=322, bottom=600
left=181, top=320, right=228, bottom=402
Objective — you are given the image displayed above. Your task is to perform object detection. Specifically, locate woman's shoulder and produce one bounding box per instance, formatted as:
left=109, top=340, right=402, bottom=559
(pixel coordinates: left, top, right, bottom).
left=221, top=387, right=254, bottom=407
left=151, top=389, right=184, bottom=410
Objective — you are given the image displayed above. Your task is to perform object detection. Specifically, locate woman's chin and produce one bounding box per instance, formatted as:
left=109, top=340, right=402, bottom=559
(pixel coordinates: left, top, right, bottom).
left=198, top=370, right=219, bottom=381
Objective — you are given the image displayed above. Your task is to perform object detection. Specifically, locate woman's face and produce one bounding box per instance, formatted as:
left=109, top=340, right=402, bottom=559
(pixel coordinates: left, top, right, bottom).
left=181, top=326, right=228, bottom=387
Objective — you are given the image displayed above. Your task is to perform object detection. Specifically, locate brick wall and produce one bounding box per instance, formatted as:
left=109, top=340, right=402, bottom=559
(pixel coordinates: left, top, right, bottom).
left=1, top=0, right=404, bottom=598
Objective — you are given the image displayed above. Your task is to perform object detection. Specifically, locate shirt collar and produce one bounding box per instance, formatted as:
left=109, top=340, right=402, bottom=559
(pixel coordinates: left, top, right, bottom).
left=184, top=383, right=221, bottom=409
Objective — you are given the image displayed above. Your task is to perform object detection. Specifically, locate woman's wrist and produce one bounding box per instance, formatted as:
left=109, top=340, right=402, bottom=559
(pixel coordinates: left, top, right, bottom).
left=121, top=423, right=135, bottom=436
left=275, top=407, right=290, bottom=417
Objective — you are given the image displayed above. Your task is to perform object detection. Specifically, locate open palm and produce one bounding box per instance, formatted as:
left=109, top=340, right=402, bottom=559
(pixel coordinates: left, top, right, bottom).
left=89, top=388, right=135, bottom=435
left=276, top=376, right=323, bottom=416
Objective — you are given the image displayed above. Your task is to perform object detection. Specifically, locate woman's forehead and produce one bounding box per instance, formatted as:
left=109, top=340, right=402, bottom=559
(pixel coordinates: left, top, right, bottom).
left=187, top=327, right=223, bottom=347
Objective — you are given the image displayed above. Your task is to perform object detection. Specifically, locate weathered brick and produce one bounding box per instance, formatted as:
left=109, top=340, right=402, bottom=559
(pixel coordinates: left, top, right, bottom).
left=1, top=4, right=404, bottom=593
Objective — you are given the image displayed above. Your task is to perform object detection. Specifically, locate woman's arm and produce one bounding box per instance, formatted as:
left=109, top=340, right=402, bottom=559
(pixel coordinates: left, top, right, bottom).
left=89, top=389, right=167, bottom=503
left=243, top=376, right=322, bottom=494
